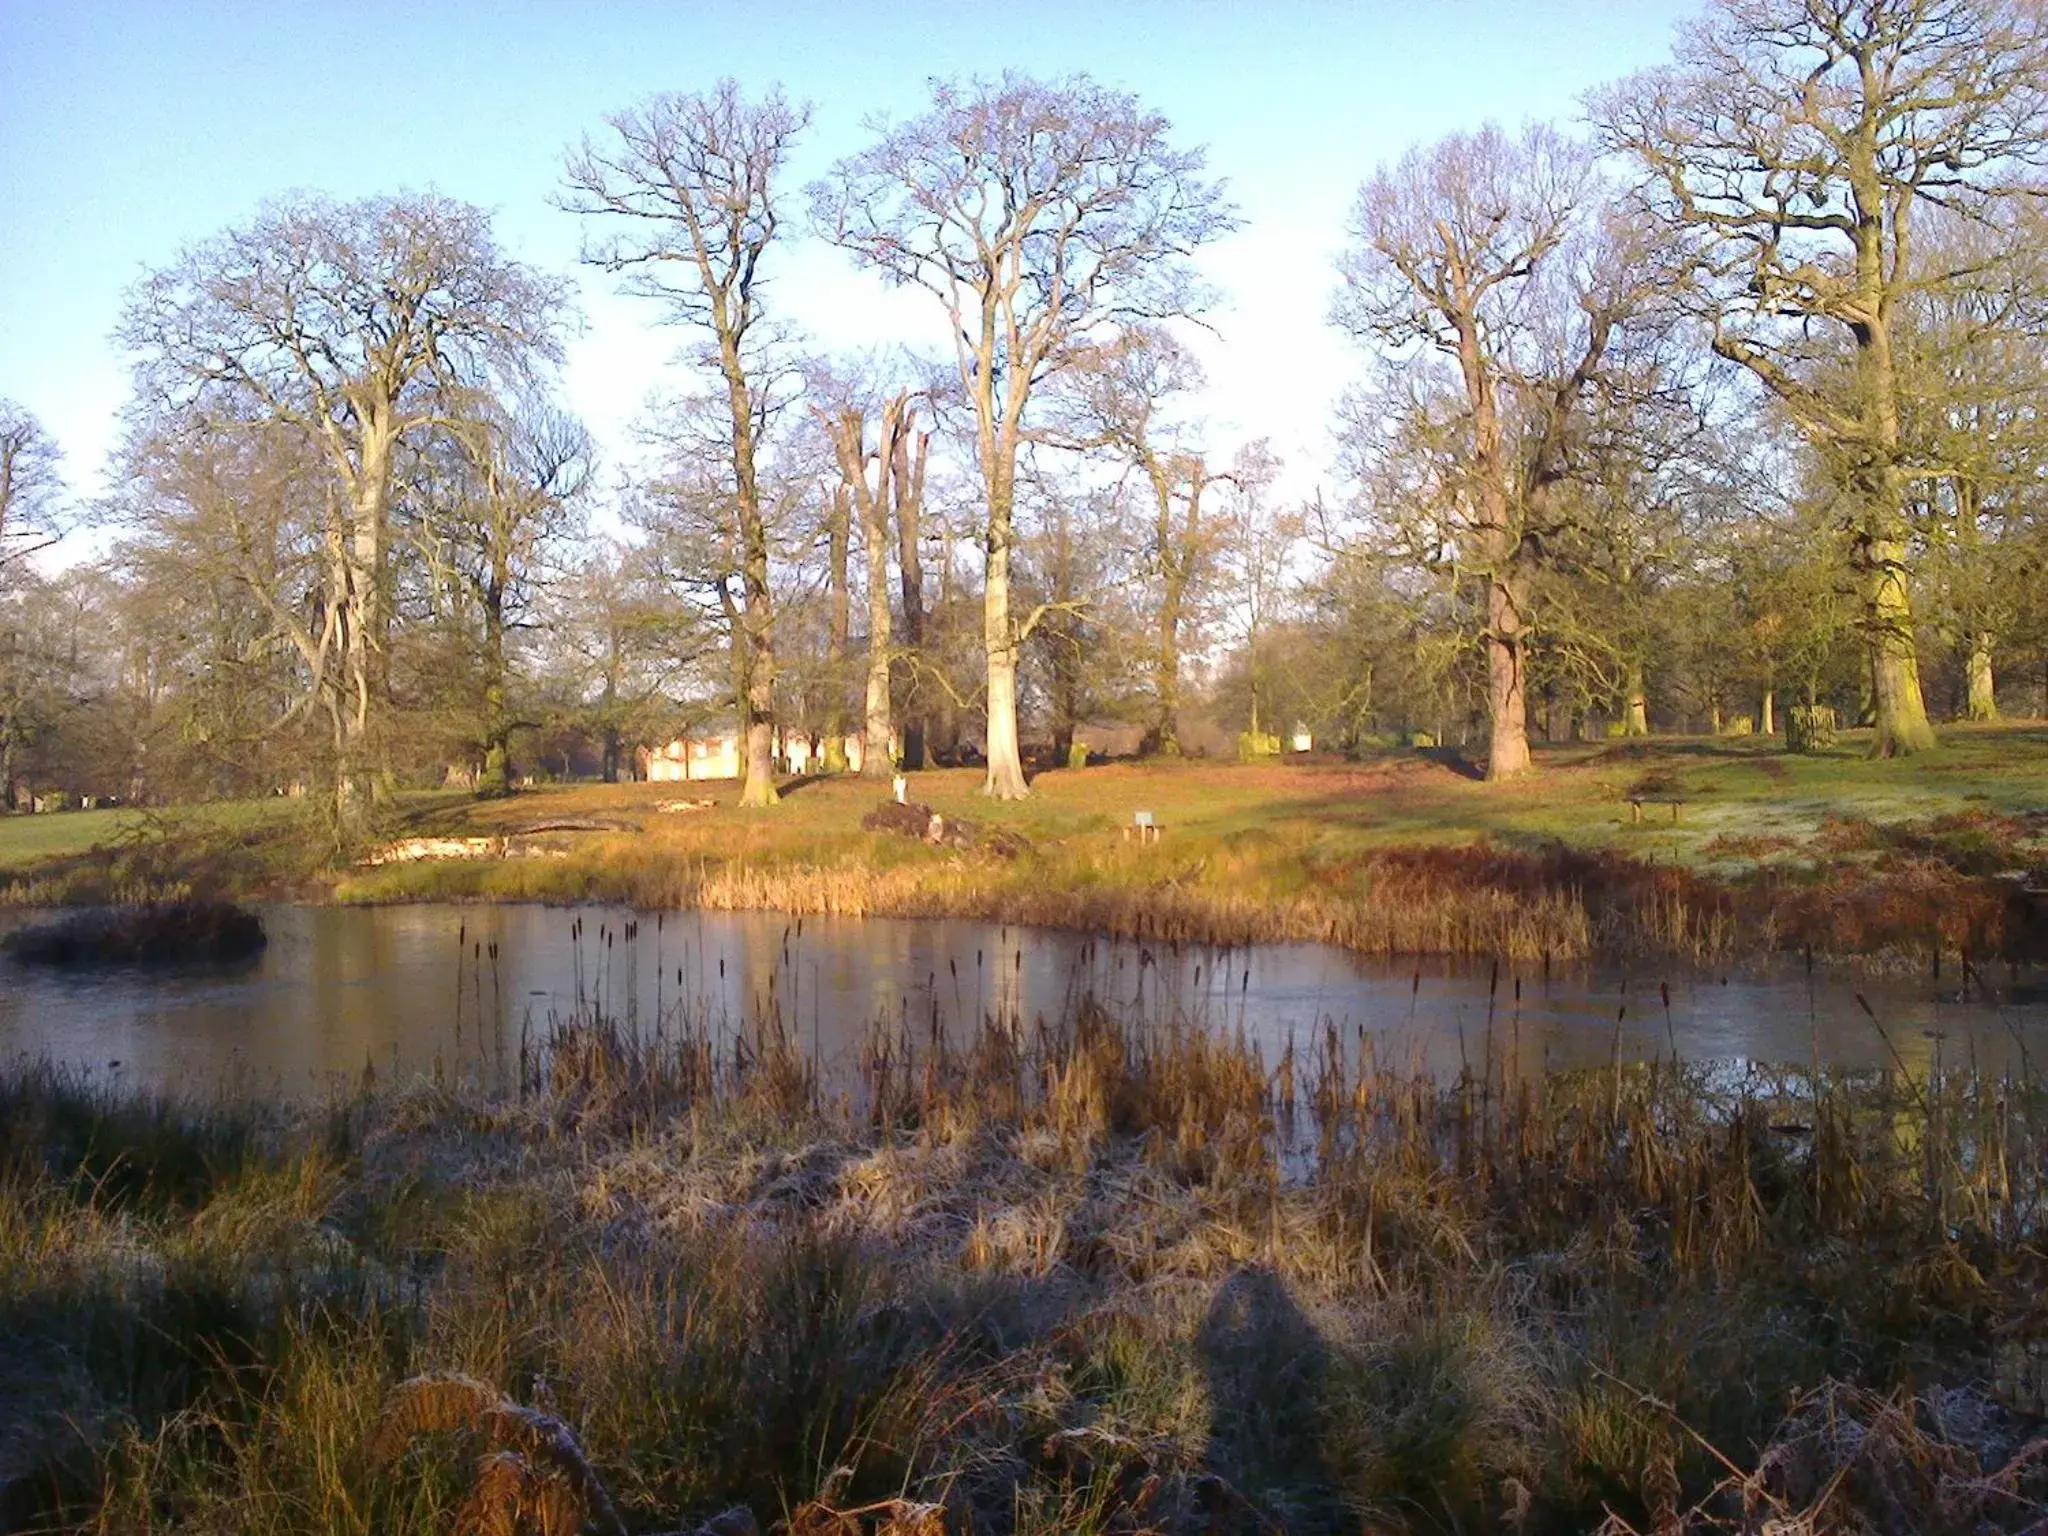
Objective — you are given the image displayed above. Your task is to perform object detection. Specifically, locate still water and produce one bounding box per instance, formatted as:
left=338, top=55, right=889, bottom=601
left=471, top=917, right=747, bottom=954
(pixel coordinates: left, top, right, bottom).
left=3, top=904, right=2044, bottom=1100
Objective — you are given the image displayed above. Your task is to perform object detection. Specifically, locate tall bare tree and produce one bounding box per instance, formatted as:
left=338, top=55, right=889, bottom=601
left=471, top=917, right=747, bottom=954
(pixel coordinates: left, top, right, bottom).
left=1058, top=327, right=1227, bottom=755
left=819, top=379, right=928, bottom=779
left=1892, top=205, right=2048, bottom=720
left=550, top=539, right=701, bottom=782
left=120, top=194, right=565, bottom=823
left=1335, top=124, right=1644, bottom=779
left=0, top=403, right=65, bottom=571
left=562, top=80, right=809, bottom=807
left=815, top=73, right=1237, bottom=798
left=115, top=409, right=357, bottom=818
left=816, top=479, right=853, bottom=772
left=1220, top=441, right=1296, bottom=744
left=436, top=401, right=593, bottom=793
left=1593, top=0, right=2048, bottom=756
left=893, top=411, right=934, bottom=771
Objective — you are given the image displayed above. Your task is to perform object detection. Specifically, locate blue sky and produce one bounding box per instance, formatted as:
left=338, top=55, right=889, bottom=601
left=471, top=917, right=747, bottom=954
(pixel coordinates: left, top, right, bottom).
left=0, top=0, right=1694, bottom=525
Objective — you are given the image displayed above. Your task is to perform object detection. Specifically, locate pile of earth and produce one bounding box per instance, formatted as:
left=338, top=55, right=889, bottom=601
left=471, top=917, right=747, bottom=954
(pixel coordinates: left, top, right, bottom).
left=860, top=799, right=1027, bottom=857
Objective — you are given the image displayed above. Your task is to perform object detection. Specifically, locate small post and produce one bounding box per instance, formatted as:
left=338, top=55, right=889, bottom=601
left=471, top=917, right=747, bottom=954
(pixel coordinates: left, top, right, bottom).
left=892, top=774, right=907, bottom=805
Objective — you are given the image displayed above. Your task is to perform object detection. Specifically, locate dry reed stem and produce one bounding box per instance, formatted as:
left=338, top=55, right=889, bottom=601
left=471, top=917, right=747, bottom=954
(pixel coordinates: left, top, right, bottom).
left=785, top=1497, right=947, bottom=1536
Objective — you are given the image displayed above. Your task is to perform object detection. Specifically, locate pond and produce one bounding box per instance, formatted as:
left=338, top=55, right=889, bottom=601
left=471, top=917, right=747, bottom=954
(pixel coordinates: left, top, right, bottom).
left=2, top=904, right=2044, bottom=1101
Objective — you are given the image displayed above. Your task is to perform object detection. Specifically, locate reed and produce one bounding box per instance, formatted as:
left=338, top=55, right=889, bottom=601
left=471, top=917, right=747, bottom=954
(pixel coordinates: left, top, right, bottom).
left=7, top=984, right=2048, bottom=1533
left=331, top=805, right=2045, bottom=969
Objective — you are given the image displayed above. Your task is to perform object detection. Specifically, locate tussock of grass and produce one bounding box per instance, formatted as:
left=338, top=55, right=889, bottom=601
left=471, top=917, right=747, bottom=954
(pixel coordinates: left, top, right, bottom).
left=9, top=983, right=2048, bottom=1533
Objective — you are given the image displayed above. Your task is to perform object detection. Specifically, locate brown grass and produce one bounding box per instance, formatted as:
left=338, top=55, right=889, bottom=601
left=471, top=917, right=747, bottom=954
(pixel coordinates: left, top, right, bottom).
left=12, top=987, right=2048, bottom=1534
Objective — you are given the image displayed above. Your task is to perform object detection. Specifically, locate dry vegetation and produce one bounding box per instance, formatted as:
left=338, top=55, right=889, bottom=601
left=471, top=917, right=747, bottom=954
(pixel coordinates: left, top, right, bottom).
left=344, top=731, right=2047, bottom=967
left=9, top=976, right=2048, bottom=1535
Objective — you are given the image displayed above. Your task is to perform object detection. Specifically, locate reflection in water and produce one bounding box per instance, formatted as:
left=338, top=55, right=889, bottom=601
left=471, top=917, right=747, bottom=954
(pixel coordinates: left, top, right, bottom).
left=1, top=904, right=2044, bottom=1101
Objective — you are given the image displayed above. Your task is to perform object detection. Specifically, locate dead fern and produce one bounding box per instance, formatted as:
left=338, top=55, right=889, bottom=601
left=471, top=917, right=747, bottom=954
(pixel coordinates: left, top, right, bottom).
left=368, top=1372, right=626, bottom=1536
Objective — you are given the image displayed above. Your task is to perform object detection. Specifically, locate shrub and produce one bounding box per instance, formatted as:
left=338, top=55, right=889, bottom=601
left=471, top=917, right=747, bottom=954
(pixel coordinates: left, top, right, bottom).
left=1236, top=731, right=1281, bottom=762
left=1720, top=715, right=1754, bottom=737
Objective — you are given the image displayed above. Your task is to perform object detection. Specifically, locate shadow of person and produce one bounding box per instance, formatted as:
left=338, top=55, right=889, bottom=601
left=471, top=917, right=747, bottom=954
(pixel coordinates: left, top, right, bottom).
left=1197, top=1264, right=1354, bottom=1534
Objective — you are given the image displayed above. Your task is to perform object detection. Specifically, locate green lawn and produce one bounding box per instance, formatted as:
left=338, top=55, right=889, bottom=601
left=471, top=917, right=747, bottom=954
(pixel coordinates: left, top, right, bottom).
left=0, top=799, right=321, bottom=873
left=0, top=792, right=460, bottom=880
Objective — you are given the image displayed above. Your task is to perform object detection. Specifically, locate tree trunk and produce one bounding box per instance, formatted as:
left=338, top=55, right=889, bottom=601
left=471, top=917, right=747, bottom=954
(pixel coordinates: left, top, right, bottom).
left=479, top=552, right=513, bottom=796
left=862, top=475, right=894, bottom=779
left=893, top=422, right=928, bottom=771
left=1485, top=567, right=1533, bottom=780
left=1965, top=632, right=1997, bottom=722
left=1621, top=660, right=1649, bottom=737
left=1154, top=600, right=1184, bottom=756
left=1862, top=526, right=1937, bottom=755
left=1760, top=689, right=1775, bottom=736
left=738, top=544, right=779, bottom=807
left=1848, top=276, right=1936, bottom=756
left=983, top=545, right=1029, bottom=798
left=982, top=444, right=1028, bottom=799
left=1149, top=459, right=1204, bottom=759
left=824, top=486, right=851, bottom=774
left=339, top=439, right=393, bottom=810
left=985, top=636, right=1026, bottom=798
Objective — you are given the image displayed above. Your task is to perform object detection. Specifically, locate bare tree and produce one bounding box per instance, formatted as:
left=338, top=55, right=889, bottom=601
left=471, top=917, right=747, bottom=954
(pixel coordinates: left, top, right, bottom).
left=1219, top=441, right=1296, bottom=745
left=119, top=194, right=566, bottom=823
left=893, top=405, right=935, bottom=771
left=1335, top=124, right=1643, bottom=779
left=812, top=479, right=849, bottom=772
left=550, top=539, right=702, bottom=782
left=814, top=73, right=1237, bottom=798
left=115, top=408, right=355, bottom=819
left=1593, top=0, right=2048, bottom=756
left=1892, top=204, right=2048, bottom=720
left=1057, top=327, right=1227, bottom=755
left=0, top=403, right=65, bottom=571
left=818, top=377, right=929, bottom=780
left=436, top=400, right=594, bottom=793
left=562, top=81, right=809, bottom=807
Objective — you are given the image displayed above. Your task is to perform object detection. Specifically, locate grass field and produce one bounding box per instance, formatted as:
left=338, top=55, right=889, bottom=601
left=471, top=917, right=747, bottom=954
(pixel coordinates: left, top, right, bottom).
left=5, top=727, right=2046, bottom=964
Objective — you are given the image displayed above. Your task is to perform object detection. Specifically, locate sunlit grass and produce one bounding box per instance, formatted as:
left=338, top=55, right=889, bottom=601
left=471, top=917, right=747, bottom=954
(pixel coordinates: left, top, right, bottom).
left=8, top=729, right=2046, bottom=965
left=323, top=727, right=2048, bottom=964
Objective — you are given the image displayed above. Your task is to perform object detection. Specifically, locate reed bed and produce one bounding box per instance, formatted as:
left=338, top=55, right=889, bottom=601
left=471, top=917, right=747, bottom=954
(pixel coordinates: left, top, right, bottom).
left=7, top=985, right=2048, bottom=1535
left=334, top=810, right=2045, bottom=969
